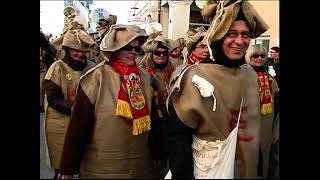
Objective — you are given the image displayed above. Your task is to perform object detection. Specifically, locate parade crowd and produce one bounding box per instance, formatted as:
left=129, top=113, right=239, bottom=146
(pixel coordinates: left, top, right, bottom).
left=40, top=0, right=280, bottom=179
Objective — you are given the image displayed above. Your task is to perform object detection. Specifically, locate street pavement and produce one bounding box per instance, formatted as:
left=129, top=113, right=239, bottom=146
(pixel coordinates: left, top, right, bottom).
left=40, top=112, right=54, bottom=179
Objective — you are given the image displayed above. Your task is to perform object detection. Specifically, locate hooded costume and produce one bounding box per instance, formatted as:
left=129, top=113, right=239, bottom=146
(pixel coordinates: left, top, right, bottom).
left=139, top=34, right=176, bottom=178
left=246, top=45, right=279, bottom=177
left=52, top=20, right=95, bottom=62
left=43, top=29, right=96, bottom=172
left=166, top=0, right=269, bottom=178
left=140, top=35, right=174, bottom=111
left=58, top=24, right=163, bottom=178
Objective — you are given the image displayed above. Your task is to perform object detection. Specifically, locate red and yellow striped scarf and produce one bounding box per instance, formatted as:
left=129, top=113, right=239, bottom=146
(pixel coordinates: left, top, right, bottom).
left=111, top=59, right=151, bottom=135
left=257, top=71, right=273, bottom=115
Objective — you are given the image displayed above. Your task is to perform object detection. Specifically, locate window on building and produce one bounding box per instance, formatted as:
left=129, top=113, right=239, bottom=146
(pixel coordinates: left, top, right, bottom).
left=254, top=36, right=270, bottom=53
left=189, top=1, right=210, bottom=30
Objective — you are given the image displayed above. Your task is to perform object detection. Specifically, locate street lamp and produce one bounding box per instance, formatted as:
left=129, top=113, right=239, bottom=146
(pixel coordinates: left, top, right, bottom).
left=130, top=6, right=139, bottom=16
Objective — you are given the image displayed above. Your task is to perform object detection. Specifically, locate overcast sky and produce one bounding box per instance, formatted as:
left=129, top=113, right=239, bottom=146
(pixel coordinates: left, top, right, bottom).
left=92, top=1, right=136, bottom=24
left=40, top=1, right=137, bottom=36
left=40, top=1, right=65, bottom=36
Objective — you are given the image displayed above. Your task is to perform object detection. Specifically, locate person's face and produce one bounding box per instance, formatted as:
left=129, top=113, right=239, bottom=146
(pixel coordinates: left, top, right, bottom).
left=192, top=40, right=209, bottom=59
left=171, top=48, right=181, bottom=56
left=68, top=49, right=87, bottom=61
left=269, top=49, right=279, bottom=60
left=152, top=48, right=168, bottom=65
left=113, top=39, right=139, bottom=66
left=250, top=49, right=267, bottom=67
left=222, top=20, right=251, bottom=60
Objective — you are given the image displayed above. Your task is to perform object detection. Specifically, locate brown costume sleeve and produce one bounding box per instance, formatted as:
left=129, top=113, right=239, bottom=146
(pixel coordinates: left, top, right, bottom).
left=59, top=86, right=95, bottom=175
left=45, top=80, right=73, bottom=115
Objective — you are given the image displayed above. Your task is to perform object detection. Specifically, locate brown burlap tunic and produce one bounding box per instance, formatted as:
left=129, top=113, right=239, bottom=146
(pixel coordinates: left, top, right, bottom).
left=44, top=59, right=94, bottom=169
left=167, top=63, right=262, bottom=178
left=59, top=61, right=159, bottom=178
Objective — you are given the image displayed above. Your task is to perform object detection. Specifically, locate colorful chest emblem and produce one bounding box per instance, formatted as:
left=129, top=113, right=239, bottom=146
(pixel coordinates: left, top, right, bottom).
left=123, top=73, right=146, bottom=110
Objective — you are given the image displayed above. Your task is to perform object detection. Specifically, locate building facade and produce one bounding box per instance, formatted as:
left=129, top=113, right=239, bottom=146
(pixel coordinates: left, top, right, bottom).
left=131, top=0, right=279, bottom=51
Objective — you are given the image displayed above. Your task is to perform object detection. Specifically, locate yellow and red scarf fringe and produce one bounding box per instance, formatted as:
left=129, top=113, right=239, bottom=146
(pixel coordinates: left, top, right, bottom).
left=112, top=59, right=151, bottom=135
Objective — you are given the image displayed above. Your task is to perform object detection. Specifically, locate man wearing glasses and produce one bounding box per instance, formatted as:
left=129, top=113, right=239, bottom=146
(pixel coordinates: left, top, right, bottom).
left=185, top=27, right=209, bottom=64
left=166, top=0, right=269, bottom=178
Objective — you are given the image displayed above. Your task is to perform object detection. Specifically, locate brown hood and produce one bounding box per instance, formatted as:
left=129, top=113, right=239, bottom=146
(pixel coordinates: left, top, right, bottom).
left=52, top=21, right=91, bottom=52
left=52, top=35, right=64, bottom=52
left=186, top=26, right=207, bottom=54
left=62, top=29, right=96, bottom=52
left=200, top=0, right=269, bottom=46
left=99, top=24, right=148, bottom=61
left=140, top=35, right=172, bottom=68
left=94, top=14, right=118, bottom=40
left=167, top=38, right=186, bottom=53
left=142, top=35, right=169, bottom=53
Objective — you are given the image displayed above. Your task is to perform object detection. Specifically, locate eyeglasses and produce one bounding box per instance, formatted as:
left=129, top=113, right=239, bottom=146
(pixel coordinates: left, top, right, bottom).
left=195, top=44, right=208, bottom=49
left=252, top=54, right=266, bottom=58
left=154, top=51, right=168, bottom=56
left=121, top=44, right=140, bottom=52
left=269, top=51, right=277, bottom=53
left=225, top=31, right=250, bottom=39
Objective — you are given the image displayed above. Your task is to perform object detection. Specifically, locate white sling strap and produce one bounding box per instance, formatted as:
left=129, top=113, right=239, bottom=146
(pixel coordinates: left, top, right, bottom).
left=192, top=97, right=243, bottom=179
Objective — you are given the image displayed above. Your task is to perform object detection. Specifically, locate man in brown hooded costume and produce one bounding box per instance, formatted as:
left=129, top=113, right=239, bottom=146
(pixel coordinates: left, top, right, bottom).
left=43, top=29, right=96, bottom=179
left=58, top=24, right=164, bottom=179
left=166, top=0, right=269, bottom=178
